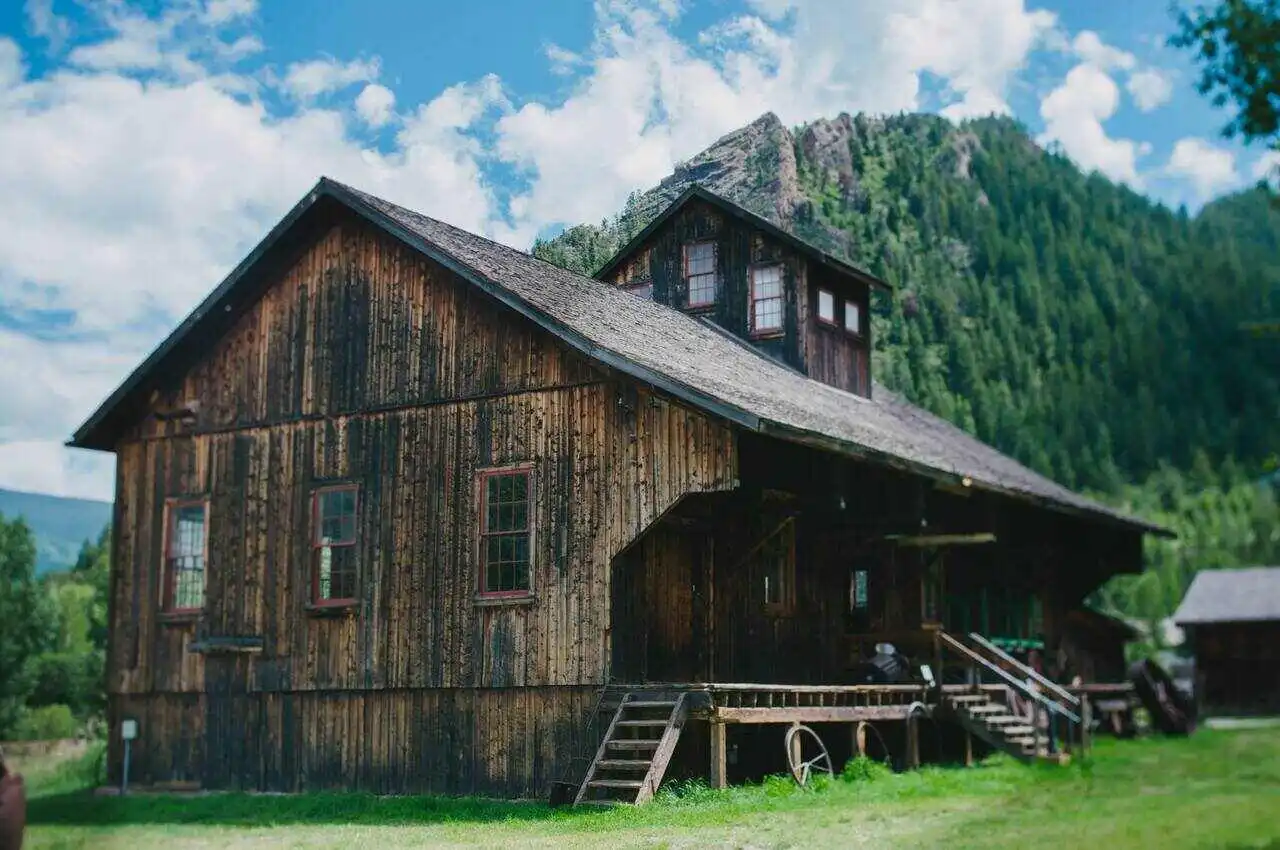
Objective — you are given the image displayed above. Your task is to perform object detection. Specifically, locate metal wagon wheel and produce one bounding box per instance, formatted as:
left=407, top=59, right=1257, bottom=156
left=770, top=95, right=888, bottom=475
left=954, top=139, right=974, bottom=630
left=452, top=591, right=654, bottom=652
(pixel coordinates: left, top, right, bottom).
left=784, top=723, right=833, bottom=786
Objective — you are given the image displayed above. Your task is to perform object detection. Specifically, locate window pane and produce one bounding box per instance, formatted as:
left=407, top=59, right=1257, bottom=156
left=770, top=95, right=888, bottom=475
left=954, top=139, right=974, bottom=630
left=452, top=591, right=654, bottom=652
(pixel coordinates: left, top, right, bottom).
left=818, top=290, right=835, bottom=322
left=316, top=488, right=357, bottom=544
left=754, top=297, right=783, bottom=331
left=481, top=471, right=533, bottom=594
left=685, top=242, right=718, bottom=306
left=845, top=301, right=861, bottom=334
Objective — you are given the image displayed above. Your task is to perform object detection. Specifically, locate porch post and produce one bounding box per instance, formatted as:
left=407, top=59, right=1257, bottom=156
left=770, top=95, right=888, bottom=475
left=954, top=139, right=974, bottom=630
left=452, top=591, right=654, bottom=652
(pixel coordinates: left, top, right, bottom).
left=710, top=720, right=727, bottom=789
left=905, top=715, right=920, bottom=769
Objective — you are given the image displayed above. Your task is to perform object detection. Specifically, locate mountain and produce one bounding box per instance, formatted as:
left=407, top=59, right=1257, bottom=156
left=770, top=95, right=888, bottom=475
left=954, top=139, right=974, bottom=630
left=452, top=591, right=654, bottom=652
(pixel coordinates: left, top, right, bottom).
left=0, top=488, right=112, bottom=575
left=534, top=112, right=1280, bottom=496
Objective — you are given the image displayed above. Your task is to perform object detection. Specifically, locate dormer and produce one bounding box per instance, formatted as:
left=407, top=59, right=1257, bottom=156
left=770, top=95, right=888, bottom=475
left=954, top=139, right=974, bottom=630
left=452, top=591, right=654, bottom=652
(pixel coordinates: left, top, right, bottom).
left=594, top=186, right=891, bottom=398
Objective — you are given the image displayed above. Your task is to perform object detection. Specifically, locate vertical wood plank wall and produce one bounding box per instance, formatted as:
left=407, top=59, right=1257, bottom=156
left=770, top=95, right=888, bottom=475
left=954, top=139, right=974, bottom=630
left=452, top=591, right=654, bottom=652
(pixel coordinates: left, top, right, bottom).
left=105, top=212, right=738, bottom=796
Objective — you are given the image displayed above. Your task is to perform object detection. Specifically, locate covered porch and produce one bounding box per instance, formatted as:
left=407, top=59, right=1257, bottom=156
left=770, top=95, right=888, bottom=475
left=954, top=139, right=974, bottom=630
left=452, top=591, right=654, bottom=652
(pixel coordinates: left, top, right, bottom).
left=586, top=437, right=1142, bottom=803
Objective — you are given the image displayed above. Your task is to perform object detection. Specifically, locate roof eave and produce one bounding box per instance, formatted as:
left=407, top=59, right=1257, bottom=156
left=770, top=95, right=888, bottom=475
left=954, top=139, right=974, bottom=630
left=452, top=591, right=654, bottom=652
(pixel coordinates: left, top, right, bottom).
left=593, top=184, right=892, bottom=293
left=756, top=419, right=1173, bottom=540
left=67, top=178, right=336, bottom=453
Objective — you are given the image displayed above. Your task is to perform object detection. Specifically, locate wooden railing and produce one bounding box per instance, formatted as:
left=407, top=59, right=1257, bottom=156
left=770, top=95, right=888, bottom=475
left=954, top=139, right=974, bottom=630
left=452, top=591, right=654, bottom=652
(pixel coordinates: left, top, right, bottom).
left=966, top=632, right=1080, bottom=708
left=937, top=630, right=1089, bottom=759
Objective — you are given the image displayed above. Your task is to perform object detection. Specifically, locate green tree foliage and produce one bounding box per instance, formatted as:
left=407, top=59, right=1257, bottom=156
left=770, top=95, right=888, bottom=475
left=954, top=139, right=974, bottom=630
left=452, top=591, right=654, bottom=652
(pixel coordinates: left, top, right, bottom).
left=0, top=512, right=54, bottom=738
left=1171, top=0, right=1280, bottom=168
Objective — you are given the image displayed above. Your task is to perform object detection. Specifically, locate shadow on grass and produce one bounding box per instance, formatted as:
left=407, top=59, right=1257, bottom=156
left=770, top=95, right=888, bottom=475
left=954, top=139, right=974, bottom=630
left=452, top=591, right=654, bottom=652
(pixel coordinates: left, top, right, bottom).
left=26, top=789, right=602, bottom=828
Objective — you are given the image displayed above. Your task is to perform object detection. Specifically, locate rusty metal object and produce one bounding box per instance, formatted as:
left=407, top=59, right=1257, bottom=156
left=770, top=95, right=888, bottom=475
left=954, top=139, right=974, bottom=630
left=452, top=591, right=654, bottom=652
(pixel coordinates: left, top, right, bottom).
left=0, top=748, right=26, bottom=850
left=784, top=723, right=833, bottom=786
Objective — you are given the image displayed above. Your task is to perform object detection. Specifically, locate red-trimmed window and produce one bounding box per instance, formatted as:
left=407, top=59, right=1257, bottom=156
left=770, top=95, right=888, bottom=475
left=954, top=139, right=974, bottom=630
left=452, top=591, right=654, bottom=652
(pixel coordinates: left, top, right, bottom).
left=750, top=264, right=784, bottom=334
left=683, top=241, right=718, bottom=308
left=311, top=485, right=358, bottom=605
left=817, top=289, right=836, bottom=325
left=479, top=467, right=533, bottom=597
left=163, top=499, right=208, bottom=613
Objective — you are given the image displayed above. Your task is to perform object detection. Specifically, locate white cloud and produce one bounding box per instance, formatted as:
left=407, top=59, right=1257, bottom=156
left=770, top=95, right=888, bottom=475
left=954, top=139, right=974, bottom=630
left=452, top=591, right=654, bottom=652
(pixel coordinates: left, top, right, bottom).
left=1071, top=30, right=1134, bottom=72
left=202, top=0, right=257, bottom=25
left=1126, top=67, right=1174, bottom=112
left=25, top=0, right=72, bottom=52
left=355, top=83, right=396, bottom=128
left=1039, top=63, right=1148, bottom=186
left=1165, top=137, right=1239, bottom=199
left=1250, top=150, right=1280, bottom=185
left=280, top=56, right=380, bottom=100
left=0, top=38, right=23, bottom=89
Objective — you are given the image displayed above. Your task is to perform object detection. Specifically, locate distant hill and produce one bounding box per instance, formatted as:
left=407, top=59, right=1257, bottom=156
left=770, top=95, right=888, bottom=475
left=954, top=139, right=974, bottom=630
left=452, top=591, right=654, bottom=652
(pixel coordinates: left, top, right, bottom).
left=0, top=488, right=112, bottom=574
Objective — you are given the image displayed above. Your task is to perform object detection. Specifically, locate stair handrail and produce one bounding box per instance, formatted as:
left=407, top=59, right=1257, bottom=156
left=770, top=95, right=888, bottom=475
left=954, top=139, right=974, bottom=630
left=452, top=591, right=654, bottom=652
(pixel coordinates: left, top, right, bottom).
left=938, top=631, right=1080, bottom=724
left=966, top=632, right=1079, bottom=707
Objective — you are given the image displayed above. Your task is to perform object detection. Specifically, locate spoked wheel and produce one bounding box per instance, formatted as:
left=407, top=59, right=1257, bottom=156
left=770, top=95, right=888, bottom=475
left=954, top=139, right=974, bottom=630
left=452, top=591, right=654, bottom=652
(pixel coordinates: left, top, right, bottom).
left=784, top=722, right=833, bottom=786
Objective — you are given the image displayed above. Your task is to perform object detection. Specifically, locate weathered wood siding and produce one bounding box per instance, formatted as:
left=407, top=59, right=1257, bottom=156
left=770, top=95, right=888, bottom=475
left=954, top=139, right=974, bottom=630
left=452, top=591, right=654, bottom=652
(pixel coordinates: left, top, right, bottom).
left=106, top=210, right=738, bottom=795
left=1189, top=622, right=1280, bottom=716
left=804, top=265, right=871, bottom=396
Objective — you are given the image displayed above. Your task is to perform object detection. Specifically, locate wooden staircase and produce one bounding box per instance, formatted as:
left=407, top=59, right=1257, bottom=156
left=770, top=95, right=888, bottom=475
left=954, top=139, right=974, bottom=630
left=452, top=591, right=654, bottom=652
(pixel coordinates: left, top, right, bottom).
left=942, top=690, right=1063, bottom=763
left=574, top=692, right=689, bottom=806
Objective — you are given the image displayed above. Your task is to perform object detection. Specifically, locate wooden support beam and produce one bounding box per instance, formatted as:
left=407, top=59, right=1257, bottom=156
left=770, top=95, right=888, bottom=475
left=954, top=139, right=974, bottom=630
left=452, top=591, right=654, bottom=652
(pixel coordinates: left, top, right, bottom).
left=906, top=715, right=920, bottom=770
left=964, top=729, right=973, bottom=767
left=886, top=533, right=996, bottom=547
left=713, top=706, right=910, bottom=724
left=709, top=721, right=727, bottom=790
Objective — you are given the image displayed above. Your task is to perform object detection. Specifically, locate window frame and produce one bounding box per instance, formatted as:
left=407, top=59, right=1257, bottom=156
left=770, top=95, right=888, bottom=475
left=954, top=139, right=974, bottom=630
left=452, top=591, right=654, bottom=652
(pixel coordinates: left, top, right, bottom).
left=160, top=496, right=209, bottom=615
left=844, top=299, right=863, bottom=337
left=816, top=288, right=837, bottom=326
left=682, top=241, right=719, bottom=309
left=760, top=517, right=797, bottom=616
left=476, top=463, right=536, bottom=601
left=748, top=262, right=786, bottom=338
left=310, top=483, right=360, bottom=609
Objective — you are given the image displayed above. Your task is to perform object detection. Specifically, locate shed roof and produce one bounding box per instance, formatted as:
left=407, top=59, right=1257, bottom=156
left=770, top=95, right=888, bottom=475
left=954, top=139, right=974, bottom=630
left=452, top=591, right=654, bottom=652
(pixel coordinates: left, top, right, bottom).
left=1172, top=567, right=1280, bottom=625
left=592, top=184, right=893, bottom=293
left=69, top=178, right=1168, bottom=538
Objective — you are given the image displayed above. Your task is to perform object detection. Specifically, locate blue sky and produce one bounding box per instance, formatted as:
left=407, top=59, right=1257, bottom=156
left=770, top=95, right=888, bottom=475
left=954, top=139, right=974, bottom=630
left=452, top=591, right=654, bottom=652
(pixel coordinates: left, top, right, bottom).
left=0, top=0, right=1276, bottom=502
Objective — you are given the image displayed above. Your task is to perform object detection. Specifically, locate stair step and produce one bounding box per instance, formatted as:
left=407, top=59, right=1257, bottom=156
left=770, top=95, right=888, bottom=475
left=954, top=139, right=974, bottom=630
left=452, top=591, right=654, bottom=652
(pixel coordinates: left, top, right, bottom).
left=616, top=720, right=669, bottom=727
left=596, top=759, right=652, bottom=770
left=984, top=715, right=1019, bottom=725
left=967, top=704, right=1005, bottom=714
left=624, top=701, right=679, bottom=709
left=606, top=739, right=662, bottom=750
left=589, top=779, right=645, bottom=789
left=999, top=725, right=1035, bottom=736
left=951, top=694, right=989, bottom=703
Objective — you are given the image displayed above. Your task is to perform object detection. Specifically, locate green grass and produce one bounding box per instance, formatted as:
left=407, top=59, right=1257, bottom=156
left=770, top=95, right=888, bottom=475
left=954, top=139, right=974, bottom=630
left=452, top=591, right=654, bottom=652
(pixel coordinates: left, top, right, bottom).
left=15, top=729, right=1280, bottom=849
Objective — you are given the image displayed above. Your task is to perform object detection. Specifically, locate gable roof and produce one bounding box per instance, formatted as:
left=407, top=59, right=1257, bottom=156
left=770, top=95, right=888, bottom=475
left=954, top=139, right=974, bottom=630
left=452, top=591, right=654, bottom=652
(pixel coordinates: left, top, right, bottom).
left=1172, top=567, right=1280, bottom=625
left=69, top=177, right=1168, bottom=538
left=592, top=184, right=893, bottom=292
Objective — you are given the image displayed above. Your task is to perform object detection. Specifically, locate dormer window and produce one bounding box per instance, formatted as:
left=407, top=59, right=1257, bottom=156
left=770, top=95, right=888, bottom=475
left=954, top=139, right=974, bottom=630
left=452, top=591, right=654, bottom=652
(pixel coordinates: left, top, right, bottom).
left=750, top=264, right=784, bottom=335
left=817, top=289, right=836, bottom=325
left=844, top=301, right=861, bottom=335
left=683, top=241, right=718, bottom=308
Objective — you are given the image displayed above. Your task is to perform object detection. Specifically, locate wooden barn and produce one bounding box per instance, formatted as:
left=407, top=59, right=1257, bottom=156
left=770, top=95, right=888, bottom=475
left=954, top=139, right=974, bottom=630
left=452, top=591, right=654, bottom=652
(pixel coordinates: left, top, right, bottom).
left=1173, top=567, right=1280, bottom=717
left=69, top=179, right=1168, bottom=802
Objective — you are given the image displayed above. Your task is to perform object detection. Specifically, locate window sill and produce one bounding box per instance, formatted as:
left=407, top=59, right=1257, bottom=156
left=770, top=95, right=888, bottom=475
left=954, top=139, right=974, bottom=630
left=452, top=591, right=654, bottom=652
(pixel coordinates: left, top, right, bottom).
left=473, top=594, right=536, bottom=608
left=305, top=601, right=358, bottom=618
left=158, top=611, right=200, bottom=626
left=685, top=304, right=717, bottom=314
left=750, top=330, right=785, bottom=341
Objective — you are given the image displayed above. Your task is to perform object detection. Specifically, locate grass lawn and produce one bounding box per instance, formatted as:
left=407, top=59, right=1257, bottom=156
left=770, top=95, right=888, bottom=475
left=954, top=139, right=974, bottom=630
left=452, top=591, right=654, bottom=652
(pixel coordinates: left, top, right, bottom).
left=14, top=727, right=1280, bottom=849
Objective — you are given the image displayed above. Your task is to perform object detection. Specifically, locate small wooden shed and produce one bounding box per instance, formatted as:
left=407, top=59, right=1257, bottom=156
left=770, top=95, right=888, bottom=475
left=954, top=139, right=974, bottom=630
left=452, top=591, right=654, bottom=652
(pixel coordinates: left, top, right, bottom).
left=1173, top=567, right=1280, bottom=717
